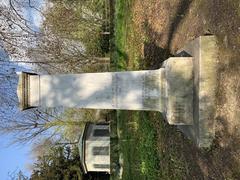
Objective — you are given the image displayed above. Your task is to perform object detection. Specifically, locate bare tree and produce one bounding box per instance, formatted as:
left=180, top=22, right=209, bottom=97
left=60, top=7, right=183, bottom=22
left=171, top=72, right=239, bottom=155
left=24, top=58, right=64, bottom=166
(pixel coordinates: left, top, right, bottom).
left=8, top=169, right=29, bottom=180
left=0, top=0, right=110, bottom=72
left=43, top=0, right=107, bottom=35
left=0, top=0, right=41, bottom=59
left=0, top=107, right=99, bottom=145
left=26, top=32, right=110, bottom=73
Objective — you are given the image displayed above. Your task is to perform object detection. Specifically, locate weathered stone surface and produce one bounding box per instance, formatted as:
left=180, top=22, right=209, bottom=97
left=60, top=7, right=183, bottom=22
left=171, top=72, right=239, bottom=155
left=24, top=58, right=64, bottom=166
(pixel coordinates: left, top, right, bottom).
left=39, top=73, right=113, bottom=109
left=29, top=75, right=40, bottom=107
left=17, top=72, right=28, bottom=110
left=177, top=35, right=218, bottom=147
left=17, top=72, right=38, bottom=110
left=22, top=70, right=163, bottom=111
left=159, top=68, right=166, bottom=113
left=164, top=57, right=194, bottom=125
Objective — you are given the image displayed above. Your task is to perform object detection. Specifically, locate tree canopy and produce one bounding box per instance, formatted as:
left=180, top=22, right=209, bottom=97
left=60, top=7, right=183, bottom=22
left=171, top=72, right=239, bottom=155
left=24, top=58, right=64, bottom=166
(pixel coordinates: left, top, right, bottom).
left=30, top=145, right=83, bottom=180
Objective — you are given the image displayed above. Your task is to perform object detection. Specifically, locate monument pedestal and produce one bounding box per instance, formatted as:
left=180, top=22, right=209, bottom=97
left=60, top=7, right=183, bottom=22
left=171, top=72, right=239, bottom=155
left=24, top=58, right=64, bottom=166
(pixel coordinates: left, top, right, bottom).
left=17, top=36, right=218, bottom=147
left=176, top=35, right=218, bottom=147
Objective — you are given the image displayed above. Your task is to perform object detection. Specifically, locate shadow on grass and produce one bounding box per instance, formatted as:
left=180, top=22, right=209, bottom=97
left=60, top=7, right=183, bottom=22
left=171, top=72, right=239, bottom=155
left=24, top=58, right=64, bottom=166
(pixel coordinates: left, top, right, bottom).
left=142, top=42, right=171, bottom=69
left=139, top=0, right=193, bottom=70
left=140, top=20, right=172, bottom=70
left=154, top=113, right=240, bottom=179
left=166, top=0, right=193, bottom=50
left=204, top=116, right=240, bottom=179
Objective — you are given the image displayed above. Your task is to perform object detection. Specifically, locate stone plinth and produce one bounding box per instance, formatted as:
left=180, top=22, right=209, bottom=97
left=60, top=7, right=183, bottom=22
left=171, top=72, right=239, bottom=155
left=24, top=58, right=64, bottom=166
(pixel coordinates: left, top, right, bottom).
left=176, top=35, right=218, bottom=147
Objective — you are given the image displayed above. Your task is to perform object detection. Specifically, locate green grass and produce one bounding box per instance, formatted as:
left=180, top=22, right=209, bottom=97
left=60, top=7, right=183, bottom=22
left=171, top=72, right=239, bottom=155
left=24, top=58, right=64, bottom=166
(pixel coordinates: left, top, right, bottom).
left=116, top=111, right=160, bottom=180
left=111, top=0, right=131, bottom=70
left=110, top=1, right=160, bottom=179
left=135, top=112, right=160, bottom=178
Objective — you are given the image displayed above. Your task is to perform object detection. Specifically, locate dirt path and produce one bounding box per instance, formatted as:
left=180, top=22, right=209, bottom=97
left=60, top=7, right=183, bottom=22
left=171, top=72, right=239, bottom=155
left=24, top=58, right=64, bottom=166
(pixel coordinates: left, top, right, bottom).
left=131, top=0, right=240, bottom=179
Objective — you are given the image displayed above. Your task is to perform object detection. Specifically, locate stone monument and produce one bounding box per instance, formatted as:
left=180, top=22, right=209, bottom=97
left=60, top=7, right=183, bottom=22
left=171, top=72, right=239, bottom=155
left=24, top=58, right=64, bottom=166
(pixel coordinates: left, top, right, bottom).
left=17, top=35, right=218, bottom=147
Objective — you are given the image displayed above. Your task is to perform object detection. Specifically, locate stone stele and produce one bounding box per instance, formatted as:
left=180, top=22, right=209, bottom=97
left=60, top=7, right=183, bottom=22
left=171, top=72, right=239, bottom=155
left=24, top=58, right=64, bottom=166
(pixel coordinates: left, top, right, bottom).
left=17, top=35, right=218, bottom=148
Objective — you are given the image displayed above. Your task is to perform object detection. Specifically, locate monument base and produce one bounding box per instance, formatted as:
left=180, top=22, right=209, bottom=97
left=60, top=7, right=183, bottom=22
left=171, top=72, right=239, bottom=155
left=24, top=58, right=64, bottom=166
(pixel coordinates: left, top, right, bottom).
left=163, top=57, right=194, bottom=125
left=176, top=36, right=218, bottom=148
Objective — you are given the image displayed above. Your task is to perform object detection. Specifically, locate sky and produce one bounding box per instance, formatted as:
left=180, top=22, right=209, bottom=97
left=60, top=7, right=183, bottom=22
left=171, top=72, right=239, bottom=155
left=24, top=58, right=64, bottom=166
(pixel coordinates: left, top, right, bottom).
left=0, top=136, right=32, bottom=179
left=0, top=0, right=44, bottom=179
left=0, top=57, right=32, bottom=179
